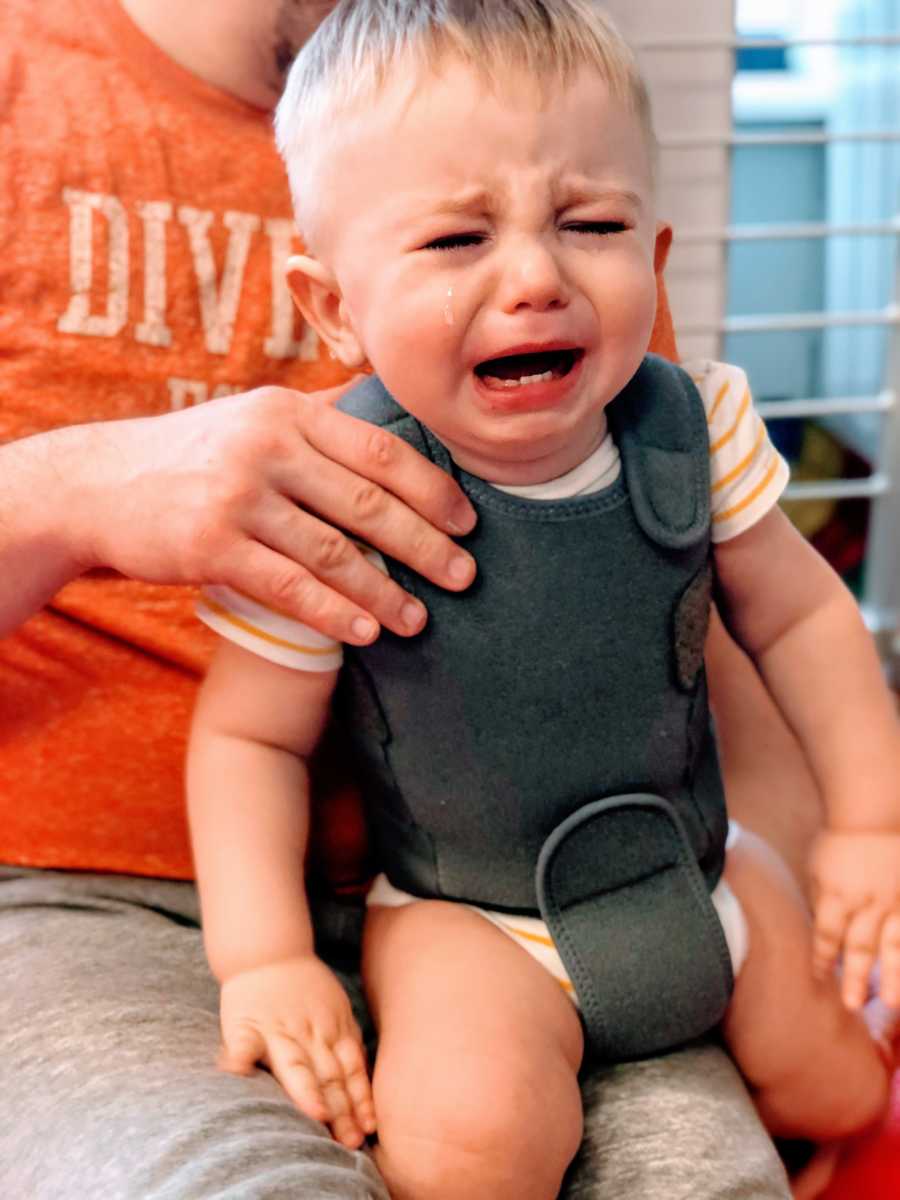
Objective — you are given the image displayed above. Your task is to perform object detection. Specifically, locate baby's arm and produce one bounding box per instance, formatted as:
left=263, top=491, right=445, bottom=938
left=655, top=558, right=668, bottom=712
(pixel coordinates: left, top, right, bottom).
left=714, top=505, right=900, bottom=1008
left=187, top=640, right=374, bottom=1147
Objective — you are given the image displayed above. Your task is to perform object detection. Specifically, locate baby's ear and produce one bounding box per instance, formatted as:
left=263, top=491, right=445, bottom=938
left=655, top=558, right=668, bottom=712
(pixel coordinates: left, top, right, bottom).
left=285, top=254, right=366, bottom=368
left=654, top=222, right=673, bottom=276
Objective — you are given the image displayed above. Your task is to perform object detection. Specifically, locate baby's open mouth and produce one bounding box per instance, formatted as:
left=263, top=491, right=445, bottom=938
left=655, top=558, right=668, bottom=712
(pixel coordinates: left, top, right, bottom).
left=474, top=348, right=583, bottom=390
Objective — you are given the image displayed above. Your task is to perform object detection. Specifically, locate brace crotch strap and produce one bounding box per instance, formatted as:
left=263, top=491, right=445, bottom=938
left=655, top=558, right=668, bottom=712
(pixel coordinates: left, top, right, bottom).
left=536, top=795, right=734, bottom=1060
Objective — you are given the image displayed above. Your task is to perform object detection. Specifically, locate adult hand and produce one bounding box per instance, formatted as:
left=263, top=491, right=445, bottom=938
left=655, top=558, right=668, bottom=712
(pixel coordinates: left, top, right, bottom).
left=27, top=384, right=478, bottom=643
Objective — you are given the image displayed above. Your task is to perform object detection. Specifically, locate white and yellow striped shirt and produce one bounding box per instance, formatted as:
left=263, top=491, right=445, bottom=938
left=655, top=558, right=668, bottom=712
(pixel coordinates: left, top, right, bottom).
left=197, top=360, right=789, bottom=671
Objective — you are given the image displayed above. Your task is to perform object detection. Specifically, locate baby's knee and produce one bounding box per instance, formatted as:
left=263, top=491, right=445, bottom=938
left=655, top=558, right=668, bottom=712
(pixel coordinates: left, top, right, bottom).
left=375, top=1058, right=582, bottom=1200
left=816, top=1037, right=893, bottom=1141
left=750, top=1005, right=893, bottom=1141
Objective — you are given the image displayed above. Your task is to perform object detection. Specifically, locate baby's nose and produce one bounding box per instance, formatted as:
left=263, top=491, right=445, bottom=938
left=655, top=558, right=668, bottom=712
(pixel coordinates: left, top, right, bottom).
left=497, top=240, right=569, bottom=313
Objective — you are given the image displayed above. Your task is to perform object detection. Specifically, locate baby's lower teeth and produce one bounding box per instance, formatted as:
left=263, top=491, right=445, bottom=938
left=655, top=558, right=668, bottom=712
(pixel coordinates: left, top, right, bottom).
left=486, top=369, right=555, bottom=389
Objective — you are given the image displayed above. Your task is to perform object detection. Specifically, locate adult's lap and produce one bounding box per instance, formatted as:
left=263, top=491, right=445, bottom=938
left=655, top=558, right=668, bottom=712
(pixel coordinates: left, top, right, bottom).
left=571, top=1044, right=790, bottom=1199
left=0, top=868, right=385, bottom=1200
left=0, top=868, right=789, bottom=1200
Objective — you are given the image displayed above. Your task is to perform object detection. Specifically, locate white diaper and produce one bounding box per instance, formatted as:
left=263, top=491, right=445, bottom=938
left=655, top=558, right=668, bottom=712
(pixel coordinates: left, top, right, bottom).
left=367, top=821, right=749, bottom=1008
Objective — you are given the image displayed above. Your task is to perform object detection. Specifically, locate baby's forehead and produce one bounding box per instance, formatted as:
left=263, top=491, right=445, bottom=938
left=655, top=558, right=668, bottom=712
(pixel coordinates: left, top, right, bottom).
left=353, top=48, right=620, bottom=115
left=324, top=51, right=641, bottom=158
left=276, top=6, right=655, bottom=241
left=298, top=51, right=654, bottom=250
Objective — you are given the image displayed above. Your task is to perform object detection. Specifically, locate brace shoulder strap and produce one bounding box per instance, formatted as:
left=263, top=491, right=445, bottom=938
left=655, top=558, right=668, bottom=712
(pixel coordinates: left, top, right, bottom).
left=607, top=354, right=710, bottom=549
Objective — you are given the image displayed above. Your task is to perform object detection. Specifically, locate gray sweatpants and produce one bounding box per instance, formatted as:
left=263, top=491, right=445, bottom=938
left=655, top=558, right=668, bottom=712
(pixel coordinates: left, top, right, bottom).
left=0, top=867, right=789, bottom=1199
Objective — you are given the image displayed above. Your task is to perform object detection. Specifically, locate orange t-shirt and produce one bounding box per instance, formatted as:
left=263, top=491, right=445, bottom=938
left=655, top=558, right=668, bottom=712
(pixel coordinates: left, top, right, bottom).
left=0, top=0, right=679, bottom=880
left=0, top=0, right=352, bottom=877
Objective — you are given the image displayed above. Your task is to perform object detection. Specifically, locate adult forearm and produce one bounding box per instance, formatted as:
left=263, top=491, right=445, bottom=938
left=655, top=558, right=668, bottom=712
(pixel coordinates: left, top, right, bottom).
left=0, top=426, right=93, bottom=635
left=4, top=388, right=478, bottom=646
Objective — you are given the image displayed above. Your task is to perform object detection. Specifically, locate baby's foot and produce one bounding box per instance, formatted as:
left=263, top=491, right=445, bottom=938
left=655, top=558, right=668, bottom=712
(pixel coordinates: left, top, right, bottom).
left=787, top=994, right=898, bottom=1200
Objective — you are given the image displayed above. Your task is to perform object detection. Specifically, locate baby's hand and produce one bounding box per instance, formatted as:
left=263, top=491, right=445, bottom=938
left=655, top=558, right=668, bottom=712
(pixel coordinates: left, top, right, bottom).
left=218, top=955, right=375, bottom=1148
left=810, top=830, right=900, bottom=1010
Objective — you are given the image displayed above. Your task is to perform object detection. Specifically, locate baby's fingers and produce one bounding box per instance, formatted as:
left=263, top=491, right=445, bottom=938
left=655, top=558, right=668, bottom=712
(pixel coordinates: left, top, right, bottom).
left=840, top=905, right=883, bottom=1009
left=218, top=1021, right=267, bottom=1076
left=812, top=892, right=853, bottom=979
left=266, top=1033, right=332, bottom=1126
left=334, top=1033, right=376, bottom=1136
left=878, top=913, right=900, bottom=1007
left=308, top=1038, right=367, bottom=1149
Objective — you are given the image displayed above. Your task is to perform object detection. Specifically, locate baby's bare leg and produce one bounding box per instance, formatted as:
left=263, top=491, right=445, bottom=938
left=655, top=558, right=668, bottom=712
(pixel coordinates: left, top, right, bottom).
left=363, top=900, right=584, bottom=1200
left=722, top=828, right=890, bottom=1140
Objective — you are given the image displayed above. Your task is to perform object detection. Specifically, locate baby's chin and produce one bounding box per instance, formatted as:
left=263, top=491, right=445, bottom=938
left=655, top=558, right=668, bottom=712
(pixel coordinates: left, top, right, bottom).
left=439, top=427, right=597, bottom=487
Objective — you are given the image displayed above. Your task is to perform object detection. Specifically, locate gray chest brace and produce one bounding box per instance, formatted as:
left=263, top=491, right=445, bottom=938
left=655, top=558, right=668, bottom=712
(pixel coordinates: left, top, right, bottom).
left=337, top=356, right=734, bottom=1059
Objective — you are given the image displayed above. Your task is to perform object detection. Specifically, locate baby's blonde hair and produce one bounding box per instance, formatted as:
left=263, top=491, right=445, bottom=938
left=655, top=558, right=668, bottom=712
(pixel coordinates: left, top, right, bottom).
left=275, top=0, right=655, bottom=240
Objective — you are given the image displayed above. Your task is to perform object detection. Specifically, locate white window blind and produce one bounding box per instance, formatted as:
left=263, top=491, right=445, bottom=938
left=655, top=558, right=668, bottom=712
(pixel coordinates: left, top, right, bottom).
left=615, top=1, right=899, bottom=669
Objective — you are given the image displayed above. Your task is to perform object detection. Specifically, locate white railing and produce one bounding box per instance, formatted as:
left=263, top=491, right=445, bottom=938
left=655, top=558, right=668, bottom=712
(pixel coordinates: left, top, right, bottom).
left=636, top=35, right=900, bottom=51
left=636, top=14, right=900, bottom=667
left=678, top=219, right=900, bottom=244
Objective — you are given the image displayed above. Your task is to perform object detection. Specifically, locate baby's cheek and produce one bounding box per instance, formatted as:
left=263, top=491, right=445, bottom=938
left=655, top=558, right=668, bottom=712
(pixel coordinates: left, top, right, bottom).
left=612, top=266, right=658, bottom=343
left=392, top=292, right=464, bottom=361
left=365, top=305, right=455, bottom=410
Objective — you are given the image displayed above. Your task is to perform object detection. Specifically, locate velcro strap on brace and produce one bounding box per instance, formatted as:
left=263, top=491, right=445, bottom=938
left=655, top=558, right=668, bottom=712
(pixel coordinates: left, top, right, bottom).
left=535, top=794, right=733, bottom=1060
left=607, top=356, right=711, bottom=549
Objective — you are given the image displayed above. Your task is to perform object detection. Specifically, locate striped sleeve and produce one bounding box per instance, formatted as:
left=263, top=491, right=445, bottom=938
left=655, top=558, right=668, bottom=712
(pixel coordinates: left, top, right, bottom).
left=684, top=359, right=790, bottom=543
left=195, top=544, right=390, bottom=672
left=196, top=585, right=343, bottom=672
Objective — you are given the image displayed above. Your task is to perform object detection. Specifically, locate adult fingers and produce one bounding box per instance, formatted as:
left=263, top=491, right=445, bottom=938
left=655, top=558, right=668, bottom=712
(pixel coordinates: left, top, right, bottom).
left=879, top=913, right=900, bottom=1007
left=246, top=495, right=428, bottom=638
left=276, top=449, right=476, bottom=597
left=812, top=891, right=853, bottom=980
left=290, top=401, right=478, bottom=591
left=840, top=905, right=883, bottom=1009
left=298, top=395, right=477, bottom=538
left=313, top=380, right=359, bottom=409
left=216, top=537, right=384, bottom=646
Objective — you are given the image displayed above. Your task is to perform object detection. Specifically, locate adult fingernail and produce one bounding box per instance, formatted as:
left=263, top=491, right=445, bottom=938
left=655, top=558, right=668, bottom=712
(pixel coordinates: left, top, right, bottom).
left=402, top=600, right=426, bottom=631
left=448, top=554, right=475, bottom=584
left=351, top=617, right=378, bottom=642
left=446, top=503, right=476, bottom=535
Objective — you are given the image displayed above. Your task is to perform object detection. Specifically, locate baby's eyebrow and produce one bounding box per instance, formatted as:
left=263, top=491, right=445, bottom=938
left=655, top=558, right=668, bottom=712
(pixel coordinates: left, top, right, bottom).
left=422, top=182, right=644, bottom=219
left=425, top=186, right=497, bottom=217
left=554, top=182, right=644, bottom=211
